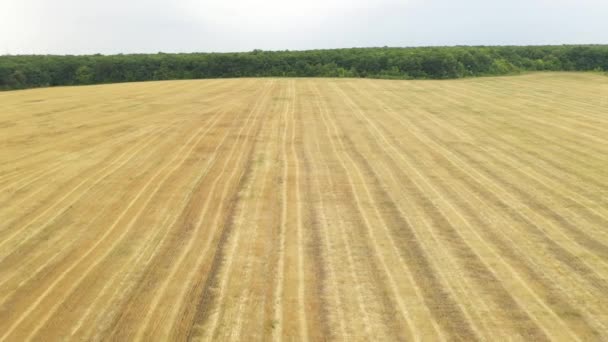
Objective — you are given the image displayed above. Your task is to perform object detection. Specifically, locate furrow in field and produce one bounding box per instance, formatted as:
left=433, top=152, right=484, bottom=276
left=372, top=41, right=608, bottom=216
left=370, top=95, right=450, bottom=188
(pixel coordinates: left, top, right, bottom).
left=417, top=100, right=608, bottom=240
left=414, top=80, right=608, bottom=176
left=0, top=79, right=165, bottom=122
left=291, top=80, right=311, bottom=341
left=308, top=81, right=418, bottom=340
left=454, top=80, right=608, bottom=153
left=0, top=80, right=241, bottom=195
left=328, top=81, right=500, bottom=338
left=1, top=75, right=607, bottom=340
left=191, top=82, right=281, bottom=341
left=423, top=82, right=608, bottom=233
left=387, top=79, right=608, bottom=245
left=409, top=81, right=608, bottom=262
left=461, top=147, right=608, bottom=261
left=71, top=103, right=249, bottom=341
left=0, top=80, right=224, bottom=171
left=140, top=80, right=265, bottom=340
left=380, top=77, right=608, bottom=294
left=332, top=81, right=554, bottom=340
left=62, top=79, right=264, bottom=339
left=301, top=84, right=350, bottom=340
left=313, top=81, right=449, bottom=341
left=170, top=80, right=274, bottom=341
left=457, top=78, right=608, bottom=191
left=0, top=120, right=149, bottom=187
left=0, top=79, right=252, bottom=193
left=0, top=124, right=175, bottom=295
left=99, top=80, right=274, bottom=341
left=0, top=122, right=170, bottom=236
left=382, top=80, right=608, bottom=332
left=0, top=123, right=182, bottom=339
left=265, top=80, right=312, bottom=341
left=0, top=84, right=216, bottom=190
left=0, top=122, right=177, bottom=273
left=0, top=123, right=165, bottom=230
left=34, top=100, right=253, bottom=340
left=0, top=98, right=232, bottom=340
left=270, top=80, right=295, bottom=341
left=358, top=82, right=594, bottom=338
left=479, top=76, right=608, bottom=127
left=229, top=85, right=285, bottom=341
left=293, top=80, right=331, bottom=341
left=439, top=80, right=608, bottom=165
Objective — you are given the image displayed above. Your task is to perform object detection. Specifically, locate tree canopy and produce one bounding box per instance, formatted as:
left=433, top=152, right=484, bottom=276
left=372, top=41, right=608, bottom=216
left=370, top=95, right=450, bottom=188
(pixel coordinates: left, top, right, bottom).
left=1, top=45, right=607, bottom=90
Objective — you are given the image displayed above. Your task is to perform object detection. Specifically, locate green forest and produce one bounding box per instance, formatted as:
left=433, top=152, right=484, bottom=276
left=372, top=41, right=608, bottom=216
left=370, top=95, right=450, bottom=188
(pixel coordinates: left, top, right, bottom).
left=1, top=45, right=607, bottom=90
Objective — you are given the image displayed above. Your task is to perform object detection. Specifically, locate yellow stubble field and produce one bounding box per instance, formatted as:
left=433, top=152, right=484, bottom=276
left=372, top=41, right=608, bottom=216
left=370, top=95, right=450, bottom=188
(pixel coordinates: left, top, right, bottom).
left=1, top=73, right=608, bottom=341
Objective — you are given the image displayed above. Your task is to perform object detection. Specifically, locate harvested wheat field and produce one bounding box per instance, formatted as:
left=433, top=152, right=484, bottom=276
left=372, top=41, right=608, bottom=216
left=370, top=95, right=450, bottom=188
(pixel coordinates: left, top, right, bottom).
left=1, top=73, right=608, bottom=341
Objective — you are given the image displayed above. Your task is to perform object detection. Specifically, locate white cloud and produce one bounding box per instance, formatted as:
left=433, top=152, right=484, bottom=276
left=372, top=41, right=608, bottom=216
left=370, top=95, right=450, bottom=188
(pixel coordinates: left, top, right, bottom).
left=1, top=0, right=607, bottom=55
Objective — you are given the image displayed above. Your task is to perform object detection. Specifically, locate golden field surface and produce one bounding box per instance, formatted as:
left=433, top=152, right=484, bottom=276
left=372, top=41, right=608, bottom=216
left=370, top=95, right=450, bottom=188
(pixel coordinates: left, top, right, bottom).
left=1, top=73, right=608, bottom=341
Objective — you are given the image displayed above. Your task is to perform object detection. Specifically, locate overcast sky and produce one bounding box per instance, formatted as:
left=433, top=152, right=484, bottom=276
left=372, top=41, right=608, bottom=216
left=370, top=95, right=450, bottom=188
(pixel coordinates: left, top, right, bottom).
left=1, top=0, right=607, bottom=55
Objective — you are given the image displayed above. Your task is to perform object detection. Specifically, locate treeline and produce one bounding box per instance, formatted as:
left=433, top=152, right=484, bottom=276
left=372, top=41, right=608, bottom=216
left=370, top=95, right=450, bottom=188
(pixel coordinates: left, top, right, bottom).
left=1, top=45, right=608, bottom=90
